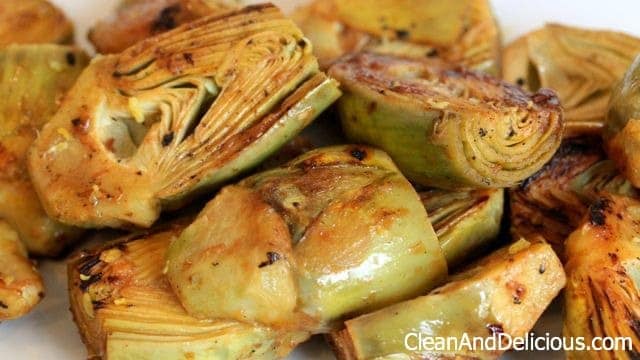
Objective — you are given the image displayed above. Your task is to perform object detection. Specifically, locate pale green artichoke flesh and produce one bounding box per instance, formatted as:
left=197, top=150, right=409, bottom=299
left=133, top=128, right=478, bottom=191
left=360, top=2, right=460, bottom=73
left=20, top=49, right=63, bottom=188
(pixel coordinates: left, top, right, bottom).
left=166, top=145, right=447, bottom=333
left=28, top=4, right=341, bottom=229
left=0, top=44, right=88, bottom=256
left=329, top=52, right=564, bottom=189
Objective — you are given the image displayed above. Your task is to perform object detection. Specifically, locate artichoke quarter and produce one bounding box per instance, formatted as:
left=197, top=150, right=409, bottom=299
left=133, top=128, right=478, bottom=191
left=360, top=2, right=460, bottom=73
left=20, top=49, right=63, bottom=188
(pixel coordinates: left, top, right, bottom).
left=0, top=45, right=88, bottom=256
left=292, top=0, right=500, bottom=75
left=564, top=195, right=640, bottom=359
left=68, top=223, right=303, bottom=359
left=329, top=52, right=564, bottom=189
left=89, top=0, right=241, bottom=54
left=604, top=54, right=640, bottom=188
left=0, top=0, right=74, bottom=47
left=0, top=221, right=44, bottom=321
left=165, top=145, right=448, bottom=333
left=503, top=24, right=640, bottom=138
left=510, top=137, right=637, bottom=255
left=420, top=188, right=504, bottom=268
left=329, top=238, right=566, bottom=359
left=28, top=4, right=342, bottom=228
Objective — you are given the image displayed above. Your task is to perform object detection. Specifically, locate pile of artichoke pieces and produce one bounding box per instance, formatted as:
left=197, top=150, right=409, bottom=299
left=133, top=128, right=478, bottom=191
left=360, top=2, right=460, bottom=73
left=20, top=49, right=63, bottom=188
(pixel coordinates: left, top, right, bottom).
left=3, top=0, right=640, bottom=359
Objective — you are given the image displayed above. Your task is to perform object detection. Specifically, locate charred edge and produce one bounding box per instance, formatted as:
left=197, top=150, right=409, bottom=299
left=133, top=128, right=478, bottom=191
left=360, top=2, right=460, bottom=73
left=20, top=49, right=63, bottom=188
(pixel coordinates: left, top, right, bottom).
left=92, top=300, right=106, bottom=310
left=479, top=128, right=487, bottom=137
left=426, top=49, right=439, bottom=58
left=395, top=29, right=410, bottom=39
left=516, top=78, right=525, bottom=86
left=258, top=252, right=282, bottom=268
left=66, top=52, right=76, bottom=66
left=486, top=323, right=504, bottom=336
left=80, top=274, right=102, bottom=292
left=630, top=319, right=640, bottom=338
left=589, top=198, right=611, bottom=226
left=350, top=148, right=367, bottom=161
left=183, top=53, right=194, bottom=65
left=162, top=132, right=174, bottom=147
left=0, top=300, right=7, bottom=309
left=78, top=255, right=101, bottom=276
left=531, top=88, right=560, bottom=107
left=151, top=5, right=181, bottom=33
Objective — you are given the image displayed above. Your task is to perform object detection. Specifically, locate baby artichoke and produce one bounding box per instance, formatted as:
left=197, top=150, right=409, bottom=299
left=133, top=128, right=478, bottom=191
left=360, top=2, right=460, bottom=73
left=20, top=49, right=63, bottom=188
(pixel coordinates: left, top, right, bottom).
left=28, top=4, right=341, bottom=228
left=0, top=0, right=73, bottom=47
left=604, top=54, right=640, bottom=188
left=292, top=0, right=500, bottom=74
left=329, top=238, right=566, bottom=359
left=89, top=0, right=240, bottom=54
left=564, top=195, right=640, bottom=359
left=0, top=44, right=88, bottom=256
left=329, top=52, right=564, bottom=189
left=68, top=223, right=305, bottom=359
left=420, top=188, right=504, bottom=268
left=511, top=137, right=637, bottom=254
left=503, top=24, right=640, bottom=138
left=0, top=221, right=44, bottom=321
left=166, top=145, right=447, bottom=332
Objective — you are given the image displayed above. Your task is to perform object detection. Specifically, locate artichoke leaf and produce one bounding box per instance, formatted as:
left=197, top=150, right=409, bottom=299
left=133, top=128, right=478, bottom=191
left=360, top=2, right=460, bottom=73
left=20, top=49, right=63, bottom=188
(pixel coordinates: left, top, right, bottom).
left=292, top=0, right=500, bottom=75
left=0, top=221, right=45, bottom=321
left=329, top=52, right=564, bottom=189
left=510, top=137, right=637, bottom=255
left=0, top=45, right=88, bottom=256
left=89, top=0, right=243, bottom=54
left=28, top=4, right=341, bottom=228
left=503, top=24, right=640, bottom=137
left=329, top=239, right=565, bottom=360
left=420, top=188, right=503, bottom=268
left=166, top=145, right=447, bottom=333
left=564, top=195, right=640, bottom=359
left=0, top=0, right=73, bottom=47
left=68, top=223, right=304, bottom=359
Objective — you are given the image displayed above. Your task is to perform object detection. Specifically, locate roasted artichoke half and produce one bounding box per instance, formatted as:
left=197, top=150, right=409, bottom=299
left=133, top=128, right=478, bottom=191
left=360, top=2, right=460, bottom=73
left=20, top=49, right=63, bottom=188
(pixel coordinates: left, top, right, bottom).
left=0, top=0, right=73, bottom=47
left=292, top=0, right=500, bottom=74
left=166, top=145, right=448, bottom=332
left=29, top=4, right=341, bottom=228
left=511, top=137, right=637, bottom=254
left=420, top=188, right=504, bottom=268
left=604, top=54, right=640, bottom=188
left=0, top=45, right=88, bottom=256
left=68, top=223, right=306, bottom=359
left=329, top=238, right=565, bottom=359
left=89, top=0, right=241, bottom=54
left=0, top=221, right=44, bottom=321
left=503, top=24, right=640, bottom=138
left=564, top=195, right=640, bottom=359
left=329, top=52, right=564, bottom=189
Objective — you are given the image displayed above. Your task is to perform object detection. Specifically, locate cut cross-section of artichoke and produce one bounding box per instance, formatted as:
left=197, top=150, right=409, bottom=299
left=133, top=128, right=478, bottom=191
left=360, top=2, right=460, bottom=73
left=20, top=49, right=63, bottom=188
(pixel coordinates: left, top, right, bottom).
left=420, top=188, right=503, bottom=268
left=329, top=238, right=566, bottom=360
left=0, top=221, right=44, bottom=321
left=292, top=0, right=500, bottom=75
left=503, top=24, right=640, bottom=138
left=68, top=223, right=306, bottom=359
left=0, top=44, right=88, bottom=256
left=511, top=137, right=637, bottom=255
left=166, top=145, right=448, bottom=333
left=89, top=0, right=242, bottom=54
left=0, top=0, right=73, bottom=47
left=28, top=4, right=342, bottom=229
left=329, top=52, right=564, bottom=189
left=564, top=195, right=640, bottom=359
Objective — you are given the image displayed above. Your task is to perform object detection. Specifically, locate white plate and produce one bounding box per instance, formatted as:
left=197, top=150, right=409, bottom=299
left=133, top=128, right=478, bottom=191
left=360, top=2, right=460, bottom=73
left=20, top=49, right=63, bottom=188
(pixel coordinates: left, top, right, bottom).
left=2, top=1, right=640, bottom=359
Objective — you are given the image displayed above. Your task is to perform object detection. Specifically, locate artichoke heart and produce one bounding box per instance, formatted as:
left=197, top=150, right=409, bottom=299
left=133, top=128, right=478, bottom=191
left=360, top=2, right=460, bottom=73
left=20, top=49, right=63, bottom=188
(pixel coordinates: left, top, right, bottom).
left=89, top=0, right=242, bottom=54
left=0, top=45, right=88, bottom=256
left=329, top=238, right=565, bottom=360
left=511, top=137, right=637, bottom=255
left=564, top=195, right=640, bottom=359
left=0, top=0, right=73, bottom=47
left=604, top=54, right=640, bottom=188
left=0, top=221, right=44, bottom=321
left=292, top=0, right=500, bottom=74
left=503, top=24, right=640, bottom=138
left=329, top=52, right=564, bottom=189
left=68, top=223, right=305, bottom=359
left=166, top=145, right=447, bottom=332
left=28, top=4, right=342, bottom=228
left=420, top=188, right=503, bottom=268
